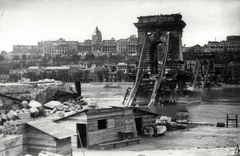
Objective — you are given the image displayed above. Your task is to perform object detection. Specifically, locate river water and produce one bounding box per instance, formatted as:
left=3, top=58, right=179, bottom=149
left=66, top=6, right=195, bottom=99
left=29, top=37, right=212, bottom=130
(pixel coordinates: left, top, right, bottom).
left=80, top=83, right=240, bottom=123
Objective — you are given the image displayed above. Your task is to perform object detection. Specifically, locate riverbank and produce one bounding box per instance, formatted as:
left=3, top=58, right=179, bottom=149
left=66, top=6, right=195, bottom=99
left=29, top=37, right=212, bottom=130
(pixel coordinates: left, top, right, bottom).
left=73, top=123, right=240, bottom=156
left=73, top=148, right=236, bottom=156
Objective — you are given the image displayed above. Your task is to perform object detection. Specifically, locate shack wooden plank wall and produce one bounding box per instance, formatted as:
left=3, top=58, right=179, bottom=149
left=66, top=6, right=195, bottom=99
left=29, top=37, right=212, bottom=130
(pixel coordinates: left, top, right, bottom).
left=26, top=125, right=72, bottom=156
left=142, top=114, right=157, bottom=127
left=27, top=126, right=57, bottom=155
left=56, top=138, right=72, bottom=156
left=86, top=109, right=136, bottom=148
left=54, top=108, right=136, bottom=149
left=134, top=110, right=157, bottom=129
left=55, top=113, right=87, bottom=147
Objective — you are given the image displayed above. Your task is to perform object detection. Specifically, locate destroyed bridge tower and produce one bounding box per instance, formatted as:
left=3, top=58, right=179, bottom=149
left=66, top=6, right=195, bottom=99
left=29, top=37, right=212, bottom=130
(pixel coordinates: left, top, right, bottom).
left=123, top=14, right=186, bottom=106
left=135, top=14, right=186, bottom=64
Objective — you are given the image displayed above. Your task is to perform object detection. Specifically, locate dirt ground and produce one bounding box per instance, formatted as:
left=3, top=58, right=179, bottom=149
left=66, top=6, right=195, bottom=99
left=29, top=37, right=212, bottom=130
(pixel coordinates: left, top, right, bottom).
left=72, top=123, right=240, bottom=156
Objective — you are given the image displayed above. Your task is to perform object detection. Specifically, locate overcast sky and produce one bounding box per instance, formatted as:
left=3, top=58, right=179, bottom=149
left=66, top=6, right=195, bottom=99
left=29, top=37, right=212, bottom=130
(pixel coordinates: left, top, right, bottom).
left=0, top=0, right=240, bottom=52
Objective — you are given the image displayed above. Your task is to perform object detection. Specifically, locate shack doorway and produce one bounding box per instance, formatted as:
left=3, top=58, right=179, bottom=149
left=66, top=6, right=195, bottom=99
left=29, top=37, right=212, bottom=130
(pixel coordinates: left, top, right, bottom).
left=135, top=117, right=142, bottom=135
left=77, top=123, right=87, bottom=148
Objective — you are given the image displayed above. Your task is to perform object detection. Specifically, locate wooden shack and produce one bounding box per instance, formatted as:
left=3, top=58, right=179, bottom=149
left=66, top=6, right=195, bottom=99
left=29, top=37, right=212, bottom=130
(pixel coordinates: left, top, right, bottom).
left=55, top=107, right=137, bottom=149
left=26, top=120, right=75, bottom=156
left=133, top=107, right=159, bottom=135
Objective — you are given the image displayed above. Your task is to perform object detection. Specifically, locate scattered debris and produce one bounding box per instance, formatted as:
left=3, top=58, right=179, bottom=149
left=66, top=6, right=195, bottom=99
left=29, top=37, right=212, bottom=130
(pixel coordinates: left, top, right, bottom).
left=0, top=80, right=90, bottom=135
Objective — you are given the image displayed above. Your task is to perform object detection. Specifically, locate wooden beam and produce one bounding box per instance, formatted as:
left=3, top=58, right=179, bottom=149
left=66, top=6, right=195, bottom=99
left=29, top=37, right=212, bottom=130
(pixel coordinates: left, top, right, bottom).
left=126, top=34, right=150, bottom=107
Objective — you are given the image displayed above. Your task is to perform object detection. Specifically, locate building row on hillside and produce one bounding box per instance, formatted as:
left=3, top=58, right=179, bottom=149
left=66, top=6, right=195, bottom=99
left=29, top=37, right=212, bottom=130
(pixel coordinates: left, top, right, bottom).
left=12, top=27, right=138, bottom=56
left=0, top=59, right=41, bottom=67
left=2, top=59, right=239, bottom=83
left=207, top=35, right=240, bottom=52
left=182, top=36, right=240, bottom=54
left=1, top=63, right=136, bottom=83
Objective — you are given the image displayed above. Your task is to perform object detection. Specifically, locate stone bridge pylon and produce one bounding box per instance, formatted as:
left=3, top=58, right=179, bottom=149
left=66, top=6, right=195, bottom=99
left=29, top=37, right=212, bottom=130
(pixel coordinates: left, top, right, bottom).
left=123, top=14, right=187, bottom=106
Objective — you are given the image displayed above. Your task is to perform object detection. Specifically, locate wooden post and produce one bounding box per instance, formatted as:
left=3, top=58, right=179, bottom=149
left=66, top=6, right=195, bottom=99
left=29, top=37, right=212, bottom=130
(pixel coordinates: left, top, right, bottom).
left=236, top=115, right=238, bottom=127
left=192, top=59, right=200, bottom=89
left=226, top=115, right=228, bottom=128
left=77, top=130, right=85, bottom=156
left=200, top=59, right=210, bottom=90
left=235, top=142, right=239, bottom=155
left=226, top=114, right=238, bottom=128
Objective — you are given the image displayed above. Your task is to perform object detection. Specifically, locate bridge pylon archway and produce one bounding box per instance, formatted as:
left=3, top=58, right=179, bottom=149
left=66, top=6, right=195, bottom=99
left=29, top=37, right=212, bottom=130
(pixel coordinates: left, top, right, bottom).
left=123, top=14, right=186, bottom=107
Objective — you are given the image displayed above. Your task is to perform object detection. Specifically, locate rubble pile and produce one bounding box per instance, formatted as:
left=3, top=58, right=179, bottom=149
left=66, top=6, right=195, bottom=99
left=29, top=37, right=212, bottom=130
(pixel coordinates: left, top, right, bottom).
left=0, top=83, right=34, bottom=95
left=44, top=99, right=86, bottom=118
left=0, top=79, right=65, bottom=105
left=0, top=80, right=91, bottom=138
left=0, top=120, right=20, bottom=136
left=0, top=97, right=88, bottom=134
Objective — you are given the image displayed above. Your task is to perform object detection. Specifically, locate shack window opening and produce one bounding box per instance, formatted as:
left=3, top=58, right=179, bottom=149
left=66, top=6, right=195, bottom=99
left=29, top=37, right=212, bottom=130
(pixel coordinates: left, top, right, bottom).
left=98, top=119, right=107, bottom=130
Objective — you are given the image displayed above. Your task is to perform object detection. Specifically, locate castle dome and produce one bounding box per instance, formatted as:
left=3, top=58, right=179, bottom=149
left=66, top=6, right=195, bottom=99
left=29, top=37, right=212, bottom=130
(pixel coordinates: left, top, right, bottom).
left=92, top=26, right=102, bottom=44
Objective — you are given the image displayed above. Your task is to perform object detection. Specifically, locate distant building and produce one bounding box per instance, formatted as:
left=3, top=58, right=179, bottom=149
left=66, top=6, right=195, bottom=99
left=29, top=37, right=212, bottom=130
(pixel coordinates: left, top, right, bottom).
left=1, top=51, right=7, bottom=55
left=92, top=26, right=102, bottom=44
left=42, top=66, right=70, bottom=77
left=9, top=69, right=28, bottom=82
left=103, top=38, right=117, bottom=55
left=79, top=26, right=118, bottom=56
left=78, top=40, right=92, bottom=53
left=12, top=45, right=40, bottom=55
left=79, top=27, right=137, bottom=56
left=226, top=62, right=240, bottom=81
left=38, top=38, right=78, bottom=55
left=27, top=66, right=42, bottom=75
left=69, top=64, right=88, bottom=75
left=117, top=35, right=138, bottom=56
left=117, top=63, right=128, bottom=74
left=91, top=26, right=103, bottom=53
left=127, top=35, right=138, bottom=56
left=117, top=39, right=128, bottom=54
left=11, top=27, right=138, bottom=56
left=207, top=35, right=240, bottom=52
left=0, top=74, right=10, bottom=83
left=0, top=59, right=40, bottom=68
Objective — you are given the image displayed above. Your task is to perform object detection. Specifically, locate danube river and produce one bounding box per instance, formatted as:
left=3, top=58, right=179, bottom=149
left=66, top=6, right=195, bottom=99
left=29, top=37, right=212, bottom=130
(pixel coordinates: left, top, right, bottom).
left=78, top=82, right=240, bottom=123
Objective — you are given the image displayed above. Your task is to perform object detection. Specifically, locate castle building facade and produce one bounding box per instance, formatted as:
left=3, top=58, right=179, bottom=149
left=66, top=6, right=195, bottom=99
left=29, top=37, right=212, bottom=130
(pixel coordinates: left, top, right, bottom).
left=12, top=26, right=138, bottom=56
left=13, top=45, right=40, bottom=55
left=77, top=26, right=138, bottom=56
left=38, top=38, right=78, bottom=55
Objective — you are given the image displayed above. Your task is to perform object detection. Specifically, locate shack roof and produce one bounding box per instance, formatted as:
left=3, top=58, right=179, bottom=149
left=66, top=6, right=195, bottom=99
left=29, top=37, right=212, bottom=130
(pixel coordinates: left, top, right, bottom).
left=136, top=106, right=188, bottom=118
left=27, top=120, right=76, bottom=139
left=133, top=107, right=160, bottom=115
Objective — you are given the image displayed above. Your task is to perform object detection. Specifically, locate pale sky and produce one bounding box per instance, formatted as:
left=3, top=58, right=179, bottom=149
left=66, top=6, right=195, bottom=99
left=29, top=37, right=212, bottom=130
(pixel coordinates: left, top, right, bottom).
left=0, top=0, right=240, bottom=52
